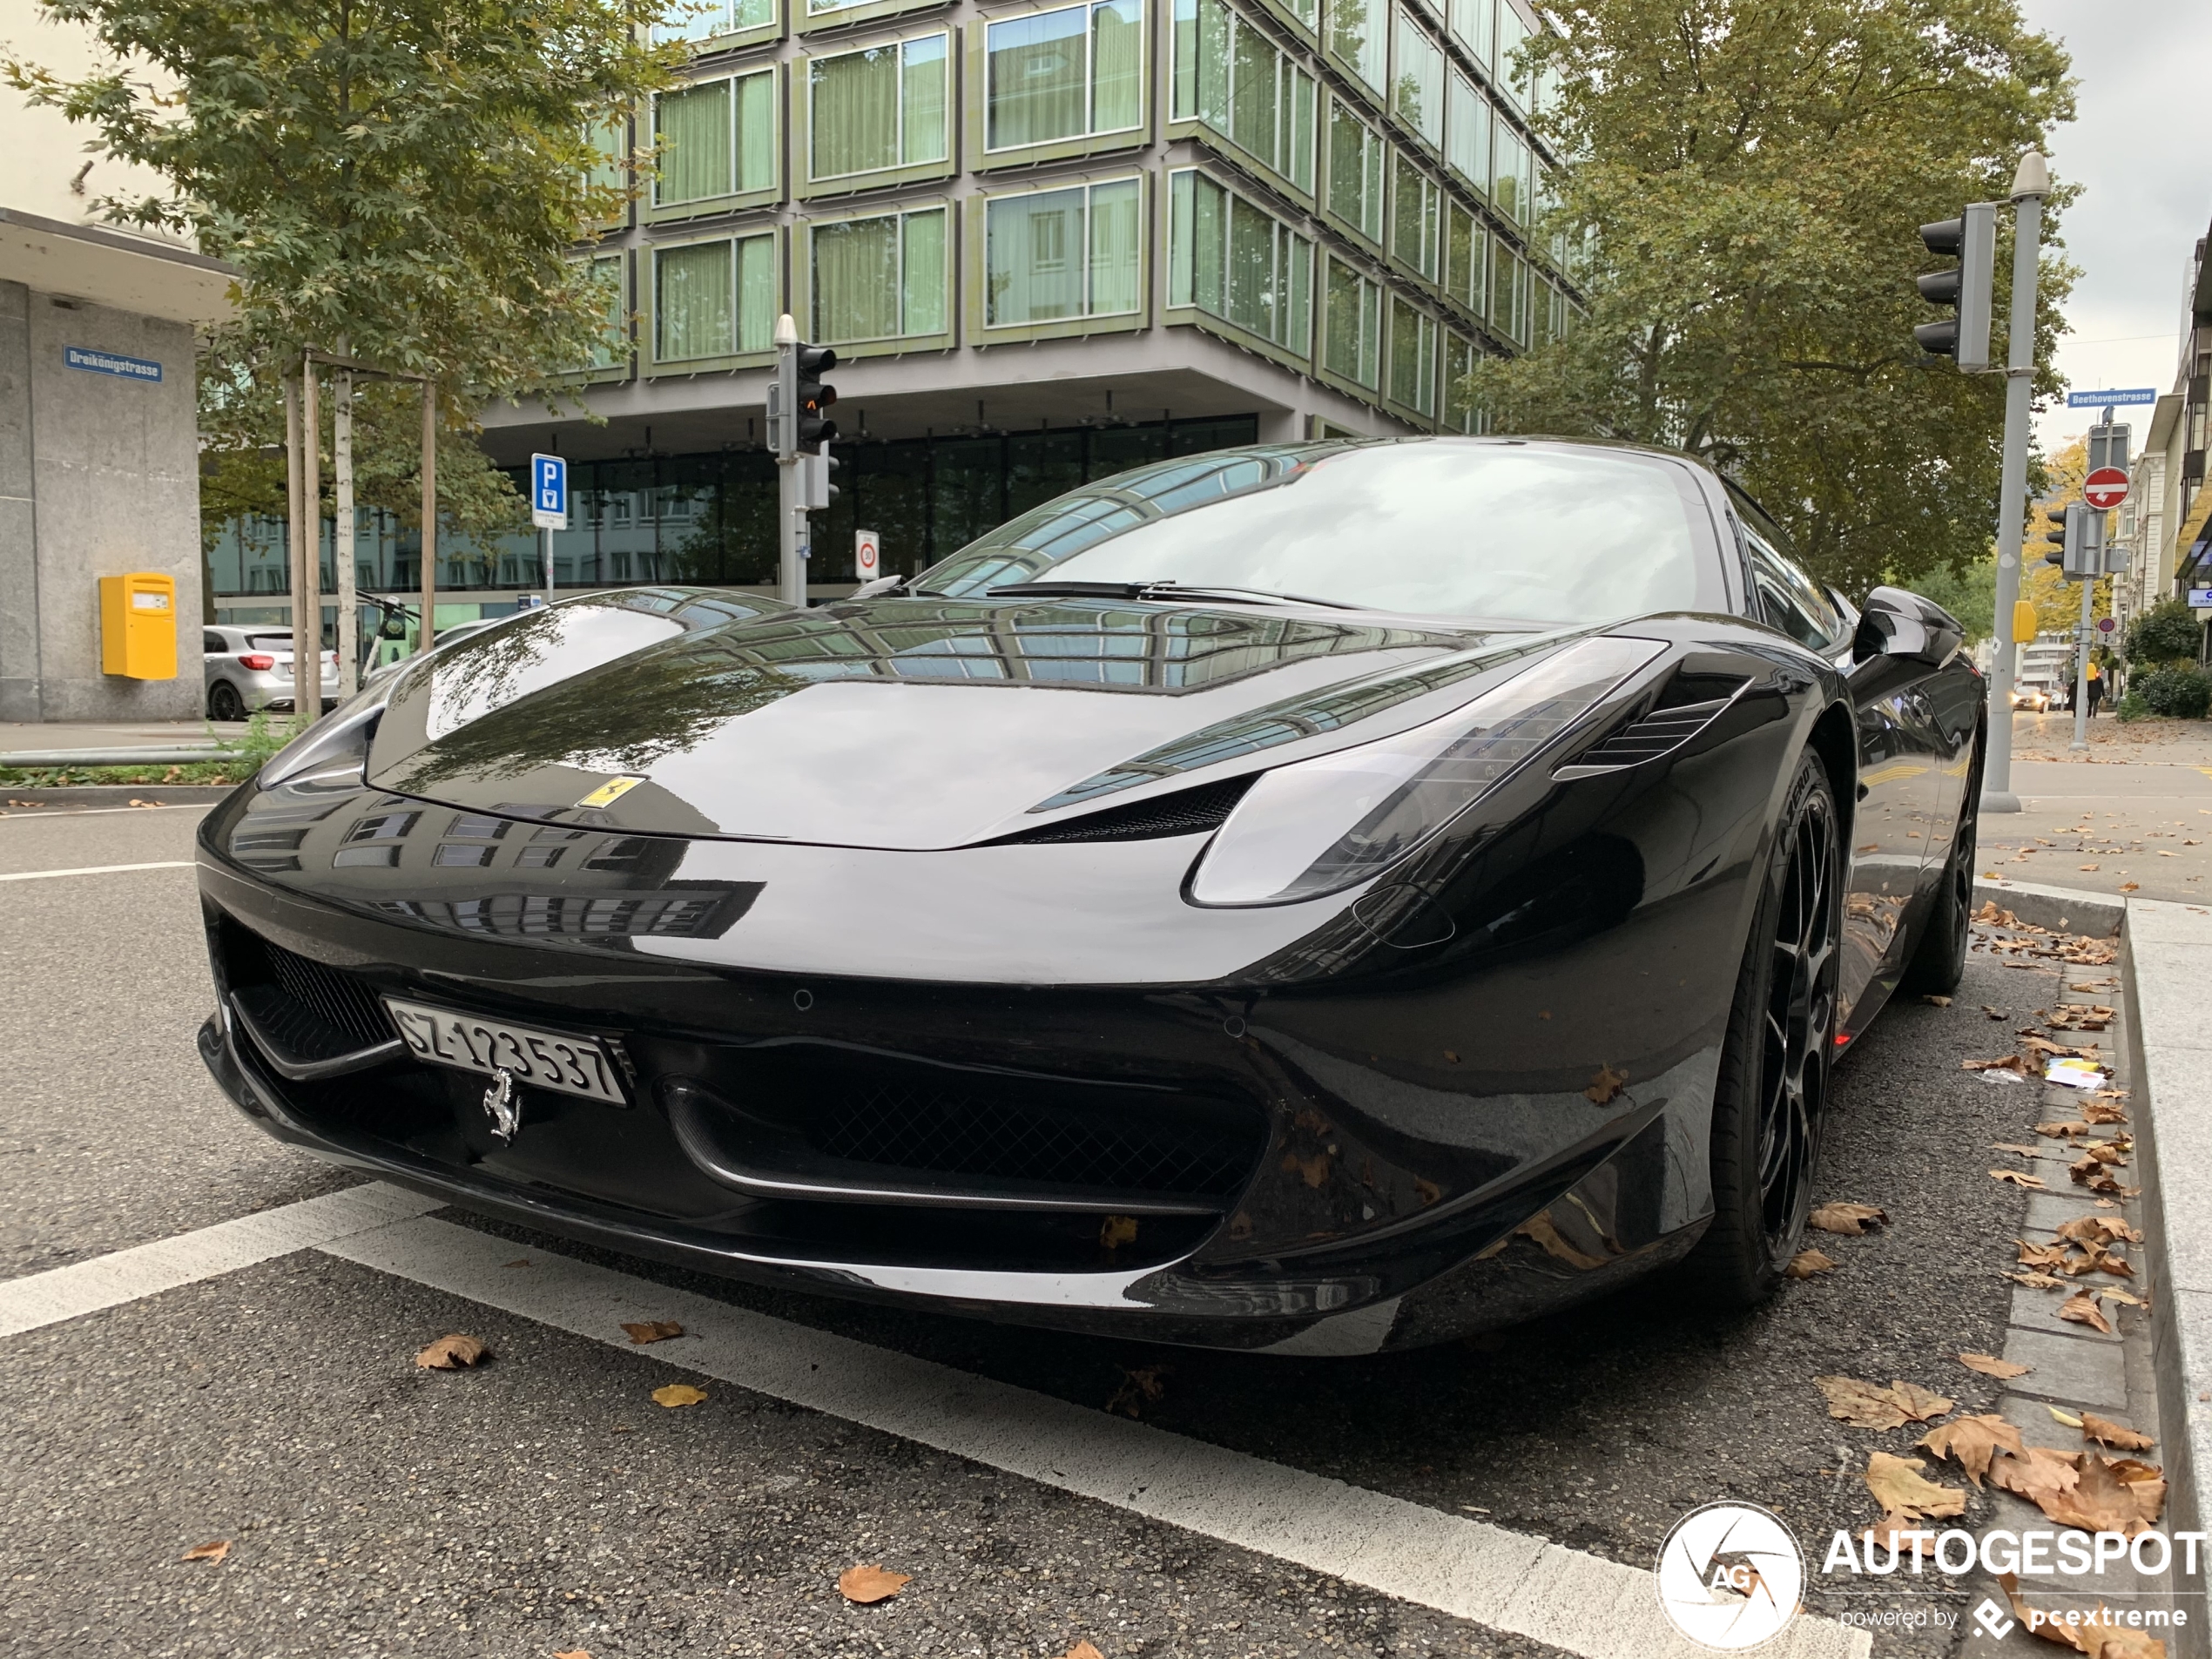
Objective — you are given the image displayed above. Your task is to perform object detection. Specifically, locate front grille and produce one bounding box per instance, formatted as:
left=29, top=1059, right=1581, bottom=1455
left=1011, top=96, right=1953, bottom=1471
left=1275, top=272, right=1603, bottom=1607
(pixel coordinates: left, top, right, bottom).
left=369, top=888, right=758, bottom=940
left=802, top=1084, right=1255, bottom=1198
left=996, top=774, right=1255, bottom=846
left=262, top=941, right=393, bottom=1049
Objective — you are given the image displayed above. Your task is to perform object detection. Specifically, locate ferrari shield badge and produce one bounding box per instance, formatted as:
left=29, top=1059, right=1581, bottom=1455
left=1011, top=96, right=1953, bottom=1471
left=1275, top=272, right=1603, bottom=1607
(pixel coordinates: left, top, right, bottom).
left=482, top=1067, right=522, bottom=1143
left=576, top=775, right=644, bottom=809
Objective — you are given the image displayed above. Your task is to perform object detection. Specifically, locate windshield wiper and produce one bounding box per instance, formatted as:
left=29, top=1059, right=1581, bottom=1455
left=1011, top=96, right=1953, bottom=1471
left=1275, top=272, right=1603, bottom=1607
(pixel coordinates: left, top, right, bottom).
left=985, top=579, right=1358, bottom=610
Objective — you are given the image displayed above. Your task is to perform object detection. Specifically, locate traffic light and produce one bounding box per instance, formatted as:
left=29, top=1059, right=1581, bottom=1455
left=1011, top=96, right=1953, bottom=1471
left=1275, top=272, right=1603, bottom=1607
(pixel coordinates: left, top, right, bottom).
left=1913, top=202, right=1995, bottom=370
left=795, top=344, right=838, bottom=454
left=2040, top=502, right=2103, bottom=580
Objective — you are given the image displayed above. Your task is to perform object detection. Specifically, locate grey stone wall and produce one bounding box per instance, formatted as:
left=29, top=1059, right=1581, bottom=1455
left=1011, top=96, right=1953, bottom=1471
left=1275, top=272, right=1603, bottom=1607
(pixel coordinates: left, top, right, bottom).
left=0, top=282, right=202, bottom=722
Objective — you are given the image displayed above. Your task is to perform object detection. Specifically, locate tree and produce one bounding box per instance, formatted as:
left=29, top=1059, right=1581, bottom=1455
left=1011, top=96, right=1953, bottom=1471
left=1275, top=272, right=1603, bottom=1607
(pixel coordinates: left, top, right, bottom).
left=2127, top=599, right=2202, bottom=668
left=2017, top=437, right=2107, bottom=635
left=8, top=0, right=677, bottom=530
left=1469, top=0, right=2075, bottom=596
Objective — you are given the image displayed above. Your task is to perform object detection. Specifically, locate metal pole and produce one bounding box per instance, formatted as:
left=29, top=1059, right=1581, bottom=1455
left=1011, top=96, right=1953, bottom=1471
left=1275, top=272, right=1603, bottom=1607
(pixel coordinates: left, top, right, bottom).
left=283, top=375, right=306, bottom=718
left=774, top=312, right=803, bottom=606
left=540, top=527, right=553, bottom=604
left=2072, top=577, right=2094, bottom=750
left=1982, top=152, right=2049, bottom=814
left=419, top=381, right=437, bottom=653
left=334, top=362, right=356, bottom=693
left=300, top=353, right=323, bottom=723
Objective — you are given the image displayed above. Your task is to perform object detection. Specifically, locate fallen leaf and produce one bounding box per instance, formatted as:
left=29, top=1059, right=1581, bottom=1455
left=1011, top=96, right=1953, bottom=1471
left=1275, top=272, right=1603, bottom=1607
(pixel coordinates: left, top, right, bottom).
left=2080, top=864, right=2099, bottom=871
left=2044, top=1454, right=2167, bottom=1536
left=1993, top=1143, right=2044, bottom=1156
left=2049, top=1406, right=2086, bottom=1427
left=181, top=1540, right=231, bottom=1563
left=651, top=1383, right=707, bottom=1408
left=1807, top=1202, right=1887, bottom=1235
left=1863, top=1450, right=1966, bottom=1519
left=1965, top=1054, right=2032, bottom=1072
left=2038, top=1119, right=2093, bottom=1138
left=1815, top=1375, right=1953, bottom=1430
left=555, top=1651, right=592, bottom=1659
left=2057, top=1215, right=2143, bottom=1246
left=1784, top=1249, right=1835, bottom=1278
left=2010, top=1270, right=2066, bottom=1290
left=1859, top=1508, right=1940, bottom=1562
left=2081, top=1413, right=2155, bottom=1452
left=1099, top=1215, right=1140, bottom=1249
left=415, top=1334, right=489, bottom=1370
left=1063, top=1644, right=1107, bottom=1659
left=2059, top=1291, right=2114, bottom=1335
left=1991, top=1446, right=2085, bottom=1513
left=2018, top=1239, right=2073, bottom=1271
left=1922, top=995, right=1952, bottom=1007
left=1991, top=1169, right=2047, bottom=1189
left=1583, top=1064, right=1628, bottom=1104
left=620, top=1321, right=683, bottom=1345
left=1920, top=1413, right=2026, bottom=1486
left=837, top=1564, right=912, bottom=1604
left=1959, top=1352, right=2032, bottom=1379
left=1107, top=1364, right=1170, bottom=1419
left=2120, top=882, right=2141, bottom=894
left=1994, top=1572, right=2135, bottom=1656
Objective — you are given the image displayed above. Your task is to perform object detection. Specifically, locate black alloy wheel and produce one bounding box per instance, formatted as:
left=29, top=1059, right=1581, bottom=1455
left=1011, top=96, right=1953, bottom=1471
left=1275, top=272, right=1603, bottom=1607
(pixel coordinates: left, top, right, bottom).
left=208, top=679, right=245, bottom=722
left=1684, top=750, right=1841, bottom=1305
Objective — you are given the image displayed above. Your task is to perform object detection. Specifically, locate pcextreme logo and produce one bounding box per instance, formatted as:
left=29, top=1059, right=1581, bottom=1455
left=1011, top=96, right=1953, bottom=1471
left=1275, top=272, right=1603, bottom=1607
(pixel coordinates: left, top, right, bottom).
left=1655, top=1502, right=1806, bottom=1650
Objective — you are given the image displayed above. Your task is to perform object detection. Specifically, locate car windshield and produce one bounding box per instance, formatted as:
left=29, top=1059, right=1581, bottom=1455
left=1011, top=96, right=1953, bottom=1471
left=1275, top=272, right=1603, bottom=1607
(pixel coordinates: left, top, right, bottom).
left=920, top=440, right=1721, bottom=624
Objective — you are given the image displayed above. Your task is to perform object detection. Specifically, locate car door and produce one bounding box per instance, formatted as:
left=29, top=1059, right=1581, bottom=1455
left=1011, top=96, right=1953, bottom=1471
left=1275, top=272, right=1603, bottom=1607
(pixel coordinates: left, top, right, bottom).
left=1734, top=514, right=1934, bottom=1031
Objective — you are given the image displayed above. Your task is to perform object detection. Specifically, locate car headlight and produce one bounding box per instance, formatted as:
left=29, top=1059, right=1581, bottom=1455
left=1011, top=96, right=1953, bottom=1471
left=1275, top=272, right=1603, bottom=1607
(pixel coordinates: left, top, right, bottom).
left=1187, top=636, right=1665, bottom=907
left=258, top=694, right=388, bottom=790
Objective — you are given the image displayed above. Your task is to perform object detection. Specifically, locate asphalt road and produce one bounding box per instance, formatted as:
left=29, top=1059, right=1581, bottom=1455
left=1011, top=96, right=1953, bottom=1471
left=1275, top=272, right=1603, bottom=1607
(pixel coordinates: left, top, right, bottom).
left=0, top=796, right=2099, bottom=1657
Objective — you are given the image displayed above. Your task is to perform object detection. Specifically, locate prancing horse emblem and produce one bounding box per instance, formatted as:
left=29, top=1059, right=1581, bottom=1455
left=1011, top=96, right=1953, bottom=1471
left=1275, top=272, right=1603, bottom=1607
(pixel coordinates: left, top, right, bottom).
left=482, top=1068, right=522, bottom=1143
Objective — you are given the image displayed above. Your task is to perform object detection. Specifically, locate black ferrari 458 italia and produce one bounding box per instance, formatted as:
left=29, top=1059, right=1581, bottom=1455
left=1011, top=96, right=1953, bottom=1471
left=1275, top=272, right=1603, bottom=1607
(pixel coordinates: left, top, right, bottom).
left=197, top=436, right=1982, bottom=1354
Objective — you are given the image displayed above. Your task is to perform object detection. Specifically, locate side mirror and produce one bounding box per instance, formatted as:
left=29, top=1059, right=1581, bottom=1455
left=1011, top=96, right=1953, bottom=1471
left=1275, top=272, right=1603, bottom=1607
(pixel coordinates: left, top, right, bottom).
left=1853, top=586, right=1962, bottom=669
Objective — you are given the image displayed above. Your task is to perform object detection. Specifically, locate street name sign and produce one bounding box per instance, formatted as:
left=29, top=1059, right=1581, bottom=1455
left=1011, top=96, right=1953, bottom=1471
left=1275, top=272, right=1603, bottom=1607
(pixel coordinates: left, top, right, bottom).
left=530, top=454, right=568, bottom=529
left=2082, top=468, right=2129, bottom=510
left=2066, top=388, right=2157, bottom=408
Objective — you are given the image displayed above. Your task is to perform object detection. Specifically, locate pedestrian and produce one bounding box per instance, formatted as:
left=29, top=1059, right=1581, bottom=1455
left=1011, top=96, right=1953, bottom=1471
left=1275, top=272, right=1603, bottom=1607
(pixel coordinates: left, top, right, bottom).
left=2087, top=658, right=2104, bottom=718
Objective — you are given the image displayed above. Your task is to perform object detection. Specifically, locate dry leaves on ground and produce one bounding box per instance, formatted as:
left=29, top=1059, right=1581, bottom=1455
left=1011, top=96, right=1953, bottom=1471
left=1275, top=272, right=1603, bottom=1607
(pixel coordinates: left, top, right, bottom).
left=555, top=1650, right=592, bottom=1659
left=2059, top=1215, right=2144, bottom=1246
left=414, top=1334, right=489, bottom=1370
left=1784, top=1249, right=1836, bottom=1278
left=1997, top=1572, right=2167, bottom=1656
left=1959, top=1352, right=2033, bottom=1379
left=1816, top=1375, right=1953, bottom=1430
left=2012, top=1270, right=2067, bottom=1290
left=620, top=1321, right=683, bottom=1345
left=2081, top=1413, right=2155, bottom=1452
left=1807, top=1202, right=1887, bottom=1235
left=1919, top=1414, right=2025, bottom=1486
left=1966, top=1054, right=2033, bottom=1073
left=838, top=1564, right=912, bottom=1604
left=1993, top=1142, right=2045, bottom=1157
left=651, top=1383, right=708, bottom=1408
left=1860, top=1452, right=1966, bottom=1559
left=180, top=1540, right=231, bottom=1563
left=1107, top=1364, right=1171, bottom=1419
left=1063, top=1644, right=1107, bottom=1659
left=1099, top=1215, right=1140, bottom=1249
left=1922, top=1430, right=2168, bottom=1540
left=1584, top=1064, right=1629, bottom=1104
left=1992, top=1169, right=2047, bottom=1189
left=2060, top=1291, right=2115, bottom=1334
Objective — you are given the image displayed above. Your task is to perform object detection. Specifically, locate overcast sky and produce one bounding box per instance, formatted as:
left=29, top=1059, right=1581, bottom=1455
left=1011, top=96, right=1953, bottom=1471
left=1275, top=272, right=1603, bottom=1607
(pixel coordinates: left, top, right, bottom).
left=2018, top=0, right=2212, bottom=451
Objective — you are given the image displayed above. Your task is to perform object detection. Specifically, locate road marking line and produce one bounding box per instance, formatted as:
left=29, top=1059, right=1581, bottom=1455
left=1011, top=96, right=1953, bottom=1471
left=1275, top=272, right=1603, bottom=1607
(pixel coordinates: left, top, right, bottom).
left=0, top=860, right=194, bottom=882
left=0, top=1184, right=438, bottom=1338
left=321, top=1213, right=1869, bottom=1659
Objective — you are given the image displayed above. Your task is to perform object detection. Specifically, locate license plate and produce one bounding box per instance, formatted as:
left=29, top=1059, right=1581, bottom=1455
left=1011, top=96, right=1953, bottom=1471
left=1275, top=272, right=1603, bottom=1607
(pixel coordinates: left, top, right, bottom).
left=383, top=997, right=627, bottom=1105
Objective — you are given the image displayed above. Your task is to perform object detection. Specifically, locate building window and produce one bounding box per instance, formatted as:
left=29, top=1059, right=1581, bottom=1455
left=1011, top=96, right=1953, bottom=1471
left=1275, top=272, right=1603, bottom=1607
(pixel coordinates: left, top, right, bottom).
left=1391, top=8, right=1443, bottom=150
left=1442, top=330, right=1480, bottom=431
left=1325, top=0, right=1387, bottom=97
left=588, top=255, right=628, bottom=368
left=1387, top=294, right=1436, bottom=414
left=811, top=208, right=948, bottom=343
left=1389, top=152, right=1438, bottom=279
left=655, top=0, right=775, bottom=40
left=1449, top=0, right=1492, bottom=66
left=1446, top=71, right=1491, bottom=196
left=653, top=71, right=776, bottom=206
left=1170, top=171, right=1313, bottom=352
left=1443, top=199, right=1486, bottom=316
left=1323, top=256, right=1380, bottom=388
left=1495, top=0, right=1530, bottom=110
left=986, top=0, right=1144, bottom=152
left=1171, top=0, right=1317, bottom=192
left=1325, top=98, right=1385, bottom=243
left=985, top=179, right=1142, bottom=326
left=1492, top=242, right=1528, bottom=345
left=809, top=35, right=948, bottom=180
left=654, top=234, right=777, bottom=361
left=587, top=118, right=628, bottom=196
left=1492, top=119, right=1529, bottom=225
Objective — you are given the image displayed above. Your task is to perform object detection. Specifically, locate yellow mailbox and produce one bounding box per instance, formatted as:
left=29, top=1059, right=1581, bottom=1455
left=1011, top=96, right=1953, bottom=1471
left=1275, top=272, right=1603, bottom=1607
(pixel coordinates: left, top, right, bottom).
left=99, top=572, right=178, bottom=679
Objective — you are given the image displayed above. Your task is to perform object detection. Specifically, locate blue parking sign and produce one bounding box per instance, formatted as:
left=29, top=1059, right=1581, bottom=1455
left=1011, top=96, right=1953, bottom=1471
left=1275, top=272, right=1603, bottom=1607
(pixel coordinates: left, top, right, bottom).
left=530, top=453, right=568, bottom=529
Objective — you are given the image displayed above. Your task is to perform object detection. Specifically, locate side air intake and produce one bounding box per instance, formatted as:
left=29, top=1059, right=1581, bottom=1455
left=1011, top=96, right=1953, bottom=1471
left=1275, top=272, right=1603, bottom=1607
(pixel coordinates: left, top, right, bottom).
left=1560, top=674, right=1749, bottom=773
left=993, top=774, right=1257, bottom=846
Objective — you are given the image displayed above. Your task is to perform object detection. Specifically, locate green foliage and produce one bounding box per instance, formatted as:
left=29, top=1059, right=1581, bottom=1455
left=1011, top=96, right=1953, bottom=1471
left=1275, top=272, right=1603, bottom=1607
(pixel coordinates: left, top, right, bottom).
left=2114, top=690, right=2148, bottom=724
left=2124, top=598, right=2202, bottom=667
left=0, top=761, right=249, bottom=786
left=1469, top=0, right=2075, bottom=594
left=2138, top=664, right=2212, bottom=721
left=1897, top=554, right=1998, bottom=643
left=213, top=705, right=311, bottom=772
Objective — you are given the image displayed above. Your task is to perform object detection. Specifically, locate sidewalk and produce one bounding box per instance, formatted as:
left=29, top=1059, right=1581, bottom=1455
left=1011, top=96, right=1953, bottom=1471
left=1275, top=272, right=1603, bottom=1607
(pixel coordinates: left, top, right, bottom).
left=0, top=720, right=246, bottom=751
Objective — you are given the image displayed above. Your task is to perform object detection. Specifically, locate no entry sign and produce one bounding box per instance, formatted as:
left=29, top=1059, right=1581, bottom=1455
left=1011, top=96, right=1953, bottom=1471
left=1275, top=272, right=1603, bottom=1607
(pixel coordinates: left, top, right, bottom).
left=2083, top=467, right=2129, bottom=510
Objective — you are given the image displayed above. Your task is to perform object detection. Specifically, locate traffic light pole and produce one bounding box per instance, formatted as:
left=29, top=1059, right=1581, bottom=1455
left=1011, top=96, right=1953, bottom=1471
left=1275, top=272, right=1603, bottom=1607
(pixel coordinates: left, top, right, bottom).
left=1982, top=152, right=2051, bottom=816
left=773, top=314, right=805, bottom=606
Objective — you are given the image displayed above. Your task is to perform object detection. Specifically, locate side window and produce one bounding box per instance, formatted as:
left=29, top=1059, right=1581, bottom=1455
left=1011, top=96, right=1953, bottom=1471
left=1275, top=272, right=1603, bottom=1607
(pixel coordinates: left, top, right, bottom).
left=204, top=631, right=227, bottom=655
left=1744, top=532, right=1838, bottom=650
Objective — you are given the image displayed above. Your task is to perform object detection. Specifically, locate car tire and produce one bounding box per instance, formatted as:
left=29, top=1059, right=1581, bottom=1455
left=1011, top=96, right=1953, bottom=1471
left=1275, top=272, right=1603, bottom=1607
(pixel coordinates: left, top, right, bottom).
left=1899, top=732, right=1982, bottom=997
left=208, top=680, right=245, bottom=722
left=1683, top=750, right=1841, bottom=1307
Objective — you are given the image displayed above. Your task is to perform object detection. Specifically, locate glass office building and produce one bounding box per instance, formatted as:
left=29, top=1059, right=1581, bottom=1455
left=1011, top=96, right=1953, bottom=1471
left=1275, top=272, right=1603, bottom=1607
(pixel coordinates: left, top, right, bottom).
left=210, top=0, right=1572, bottom=620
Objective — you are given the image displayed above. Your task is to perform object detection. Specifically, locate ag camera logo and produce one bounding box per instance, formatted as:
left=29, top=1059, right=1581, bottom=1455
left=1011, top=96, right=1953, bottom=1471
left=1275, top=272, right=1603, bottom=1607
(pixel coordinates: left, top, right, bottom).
left=1656, top=1502, right=1805, bottom=1649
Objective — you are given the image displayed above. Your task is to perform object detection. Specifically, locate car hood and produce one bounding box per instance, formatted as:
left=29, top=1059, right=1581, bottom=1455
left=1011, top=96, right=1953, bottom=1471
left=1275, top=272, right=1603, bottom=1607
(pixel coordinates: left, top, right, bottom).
left=365, top=595, right=1548, bottom=851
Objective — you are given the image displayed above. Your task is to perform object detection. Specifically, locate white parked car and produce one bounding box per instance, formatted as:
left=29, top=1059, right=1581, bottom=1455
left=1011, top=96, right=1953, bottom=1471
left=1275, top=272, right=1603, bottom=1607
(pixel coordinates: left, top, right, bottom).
left=202, top=625, right=340, bottom=721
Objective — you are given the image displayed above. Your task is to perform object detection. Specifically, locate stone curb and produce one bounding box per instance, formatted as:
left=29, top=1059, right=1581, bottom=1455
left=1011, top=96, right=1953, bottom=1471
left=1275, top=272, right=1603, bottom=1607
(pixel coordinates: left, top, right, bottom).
left=1975, top=876, right=2126, bottom=939
left=2122, top=892, right=2212, bottom=1658
left=0, top=785, right=236, bottom=806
